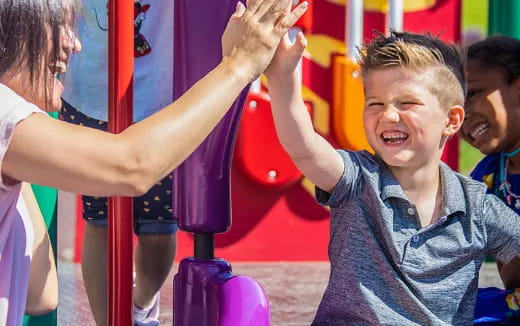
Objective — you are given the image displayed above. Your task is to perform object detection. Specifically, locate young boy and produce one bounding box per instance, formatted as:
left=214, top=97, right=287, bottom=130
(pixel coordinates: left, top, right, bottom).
left=265, top=31, right=520, bottom=325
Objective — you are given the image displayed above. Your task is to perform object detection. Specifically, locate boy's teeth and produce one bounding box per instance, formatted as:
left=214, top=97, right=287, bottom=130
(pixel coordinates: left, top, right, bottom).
left=382, top=131, right=408, bottom=144
left=470, top=123, right=488, bottom=139
left=382, top=131, right=408, bottom=139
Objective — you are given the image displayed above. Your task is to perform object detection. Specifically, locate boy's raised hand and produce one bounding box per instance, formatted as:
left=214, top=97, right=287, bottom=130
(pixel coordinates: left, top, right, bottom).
left=264, top=30, right=307, bottom=82
left=221, top=0, right=308, bottom=82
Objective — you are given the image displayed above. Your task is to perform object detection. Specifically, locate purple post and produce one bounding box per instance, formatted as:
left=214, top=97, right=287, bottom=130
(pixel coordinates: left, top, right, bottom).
left=174, top=259, right=270, bottom=326
left=173, top=1, right=270, bottom=325
left=173, top=0, right=248, bottom=234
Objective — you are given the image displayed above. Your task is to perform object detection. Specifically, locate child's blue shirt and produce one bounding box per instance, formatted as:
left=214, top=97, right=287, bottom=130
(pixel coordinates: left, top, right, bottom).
left=470, top=153, right=520, bottom=215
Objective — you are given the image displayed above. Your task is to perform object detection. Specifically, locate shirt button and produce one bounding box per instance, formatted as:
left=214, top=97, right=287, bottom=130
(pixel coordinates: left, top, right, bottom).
left=412, top=235, right=420, bottom=243
left=407, top=207, right=415, bottom=215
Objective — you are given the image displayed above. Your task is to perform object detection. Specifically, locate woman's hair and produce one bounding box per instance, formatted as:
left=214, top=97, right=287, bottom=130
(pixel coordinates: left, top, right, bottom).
left=0, top=0, right=77, bottom=90
left=467, top=35, right=520, bottom=84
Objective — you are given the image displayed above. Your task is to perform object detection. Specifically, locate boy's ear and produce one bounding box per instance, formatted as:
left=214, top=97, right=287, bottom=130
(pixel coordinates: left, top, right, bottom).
left=443, top=105, right=464, bottom=137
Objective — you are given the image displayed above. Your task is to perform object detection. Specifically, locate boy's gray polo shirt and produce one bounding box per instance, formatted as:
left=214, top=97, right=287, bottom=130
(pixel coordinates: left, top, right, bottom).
left=312, top=150, right=520, bottom=326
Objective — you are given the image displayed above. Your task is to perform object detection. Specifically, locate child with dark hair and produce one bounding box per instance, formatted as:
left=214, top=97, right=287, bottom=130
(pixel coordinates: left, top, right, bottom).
left=460, top=35, right=520, bottom=324
left=0, top=0, right=307, bottom=324
left=265, top=30, right=520, bottom=325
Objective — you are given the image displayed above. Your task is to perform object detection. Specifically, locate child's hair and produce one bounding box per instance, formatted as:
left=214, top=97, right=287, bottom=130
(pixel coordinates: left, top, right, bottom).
left=0, top=0, right=77, bottom=92
left=359, top=31, right=466, bottom=110
left=467, top=35, right=520, bottom=84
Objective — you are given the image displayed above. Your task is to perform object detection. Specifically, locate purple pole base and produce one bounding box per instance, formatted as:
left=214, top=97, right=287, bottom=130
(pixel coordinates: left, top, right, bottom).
left=174, top=257, right=270, bottom=326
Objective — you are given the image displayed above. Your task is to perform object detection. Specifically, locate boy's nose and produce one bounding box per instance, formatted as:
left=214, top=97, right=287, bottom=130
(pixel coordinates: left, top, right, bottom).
left=380, top=106, right=400, bottom=122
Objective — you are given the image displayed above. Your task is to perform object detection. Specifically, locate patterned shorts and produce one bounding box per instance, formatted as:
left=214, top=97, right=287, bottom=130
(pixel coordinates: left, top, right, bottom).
left=60, top=100, right=177, bottom=235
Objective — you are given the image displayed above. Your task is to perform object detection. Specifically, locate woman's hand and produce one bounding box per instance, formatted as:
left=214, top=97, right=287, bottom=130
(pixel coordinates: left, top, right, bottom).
left=221, top=0, right=308, bottom=82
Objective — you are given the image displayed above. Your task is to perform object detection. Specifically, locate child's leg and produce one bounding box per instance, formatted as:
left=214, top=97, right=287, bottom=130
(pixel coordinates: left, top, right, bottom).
left=134, top=234, right=176, bottom=308
left=133, top=173, right=177, bottom=311
left=81, top=223, right=108, bottom=326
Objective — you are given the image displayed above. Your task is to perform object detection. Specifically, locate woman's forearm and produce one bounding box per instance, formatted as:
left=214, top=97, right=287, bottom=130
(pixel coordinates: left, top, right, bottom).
left=119, top=59, right=253, bottom=192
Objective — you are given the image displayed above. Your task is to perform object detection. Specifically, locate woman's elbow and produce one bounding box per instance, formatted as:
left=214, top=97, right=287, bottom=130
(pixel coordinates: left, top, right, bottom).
left=124, top=178, right=153, bottom=197
left=115, top=152, right=158, bottom=196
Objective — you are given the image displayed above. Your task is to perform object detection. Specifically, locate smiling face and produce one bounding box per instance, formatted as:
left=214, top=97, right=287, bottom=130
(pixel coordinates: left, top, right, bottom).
left=44, top=26, right=82, bottom=111
left=460, top=59, right=520, bottom=154
left=0, top=0, right=81, bottom=112
left=363, top=67, right=461, bottom=169
left=26, top=26, right=81, bottom=112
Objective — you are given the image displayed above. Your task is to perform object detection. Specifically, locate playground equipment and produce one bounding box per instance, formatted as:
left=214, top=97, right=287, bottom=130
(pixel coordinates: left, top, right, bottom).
left=172, top=1, right=270, bottom=324
left=107, top=0, right=134, bottom=323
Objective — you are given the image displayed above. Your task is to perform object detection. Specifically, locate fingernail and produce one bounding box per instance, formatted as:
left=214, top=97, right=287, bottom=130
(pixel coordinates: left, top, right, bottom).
left=300, top=1, right=308, bottom=8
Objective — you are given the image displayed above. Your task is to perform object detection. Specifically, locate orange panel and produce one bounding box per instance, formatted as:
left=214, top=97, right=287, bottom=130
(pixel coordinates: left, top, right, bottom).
left=331, top=55, right=372, bottom=152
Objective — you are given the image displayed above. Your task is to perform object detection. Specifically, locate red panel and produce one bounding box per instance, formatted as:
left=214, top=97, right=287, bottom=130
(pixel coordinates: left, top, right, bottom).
left=234, top=92, right=309, bottom=188
left=403, top=0, right=461, bottom=43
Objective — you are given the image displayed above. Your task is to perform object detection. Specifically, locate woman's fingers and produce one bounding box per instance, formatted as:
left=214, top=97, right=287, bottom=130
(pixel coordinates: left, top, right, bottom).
left=257, top=0, right=290, bottom=25
left=274, top=1, right=308, bottom=36
left=233, top=1, right=246, bottom=18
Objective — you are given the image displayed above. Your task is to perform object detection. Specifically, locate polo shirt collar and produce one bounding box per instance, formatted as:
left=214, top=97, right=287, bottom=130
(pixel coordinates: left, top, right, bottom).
left=439, top=162, right=467, bottom=217
left=378, top=158, right=467, bottom=217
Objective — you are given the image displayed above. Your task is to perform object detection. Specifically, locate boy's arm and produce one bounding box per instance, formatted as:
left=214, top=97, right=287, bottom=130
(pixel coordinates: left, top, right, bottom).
left=21, top=183, right=58, bottom=315
left=268, top=72, right=343, bottom=192
left=266, top=33, right=343, bottom=193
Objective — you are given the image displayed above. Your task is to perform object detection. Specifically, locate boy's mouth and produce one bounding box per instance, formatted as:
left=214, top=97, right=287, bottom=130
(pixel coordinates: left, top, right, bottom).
left=468, top=122, right=489, bottom=143
left=380, top=131, right=409, bottom=145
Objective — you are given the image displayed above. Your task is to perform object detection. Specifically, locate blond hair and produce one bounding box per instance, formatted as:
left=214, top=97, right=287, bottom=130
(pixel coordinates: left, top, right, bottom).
left=359, top=31, right=465, bottom=110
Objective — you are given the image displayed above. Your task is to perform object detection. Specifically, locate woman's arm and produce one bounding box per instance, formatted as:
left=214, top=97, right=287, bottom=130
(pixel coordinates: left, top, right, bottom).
left=22, top=183, right=58, bottom=316
left=2, top=0, right=308, bottom=197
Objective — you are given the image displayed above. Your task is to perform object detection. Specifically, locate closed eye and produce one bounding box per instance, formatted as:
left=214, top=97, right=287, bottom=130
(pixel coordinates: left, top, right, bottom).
left=400, top=102, right=422, bottom=109
left=367, top=102, right=384, bottom=107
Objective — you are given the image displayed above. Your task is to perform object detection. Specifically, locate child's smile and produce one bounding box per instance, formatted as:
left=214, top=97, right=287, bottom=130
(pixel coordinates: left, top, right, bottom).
left=380, top=130, right=410, bottom=146
left=461, top=59, right=520, bottom=154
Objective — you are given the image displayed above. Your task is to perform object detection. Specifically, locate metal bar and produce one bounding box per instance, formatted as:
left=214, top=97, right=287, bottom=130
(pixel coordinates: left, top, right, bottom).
left=346, top=0, right=363, bottom=60
left=194, top=233, right=215, bottom=259
left=108, top=0, right=134, bottom=324
left=388, top=0, right=403, bottom=33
